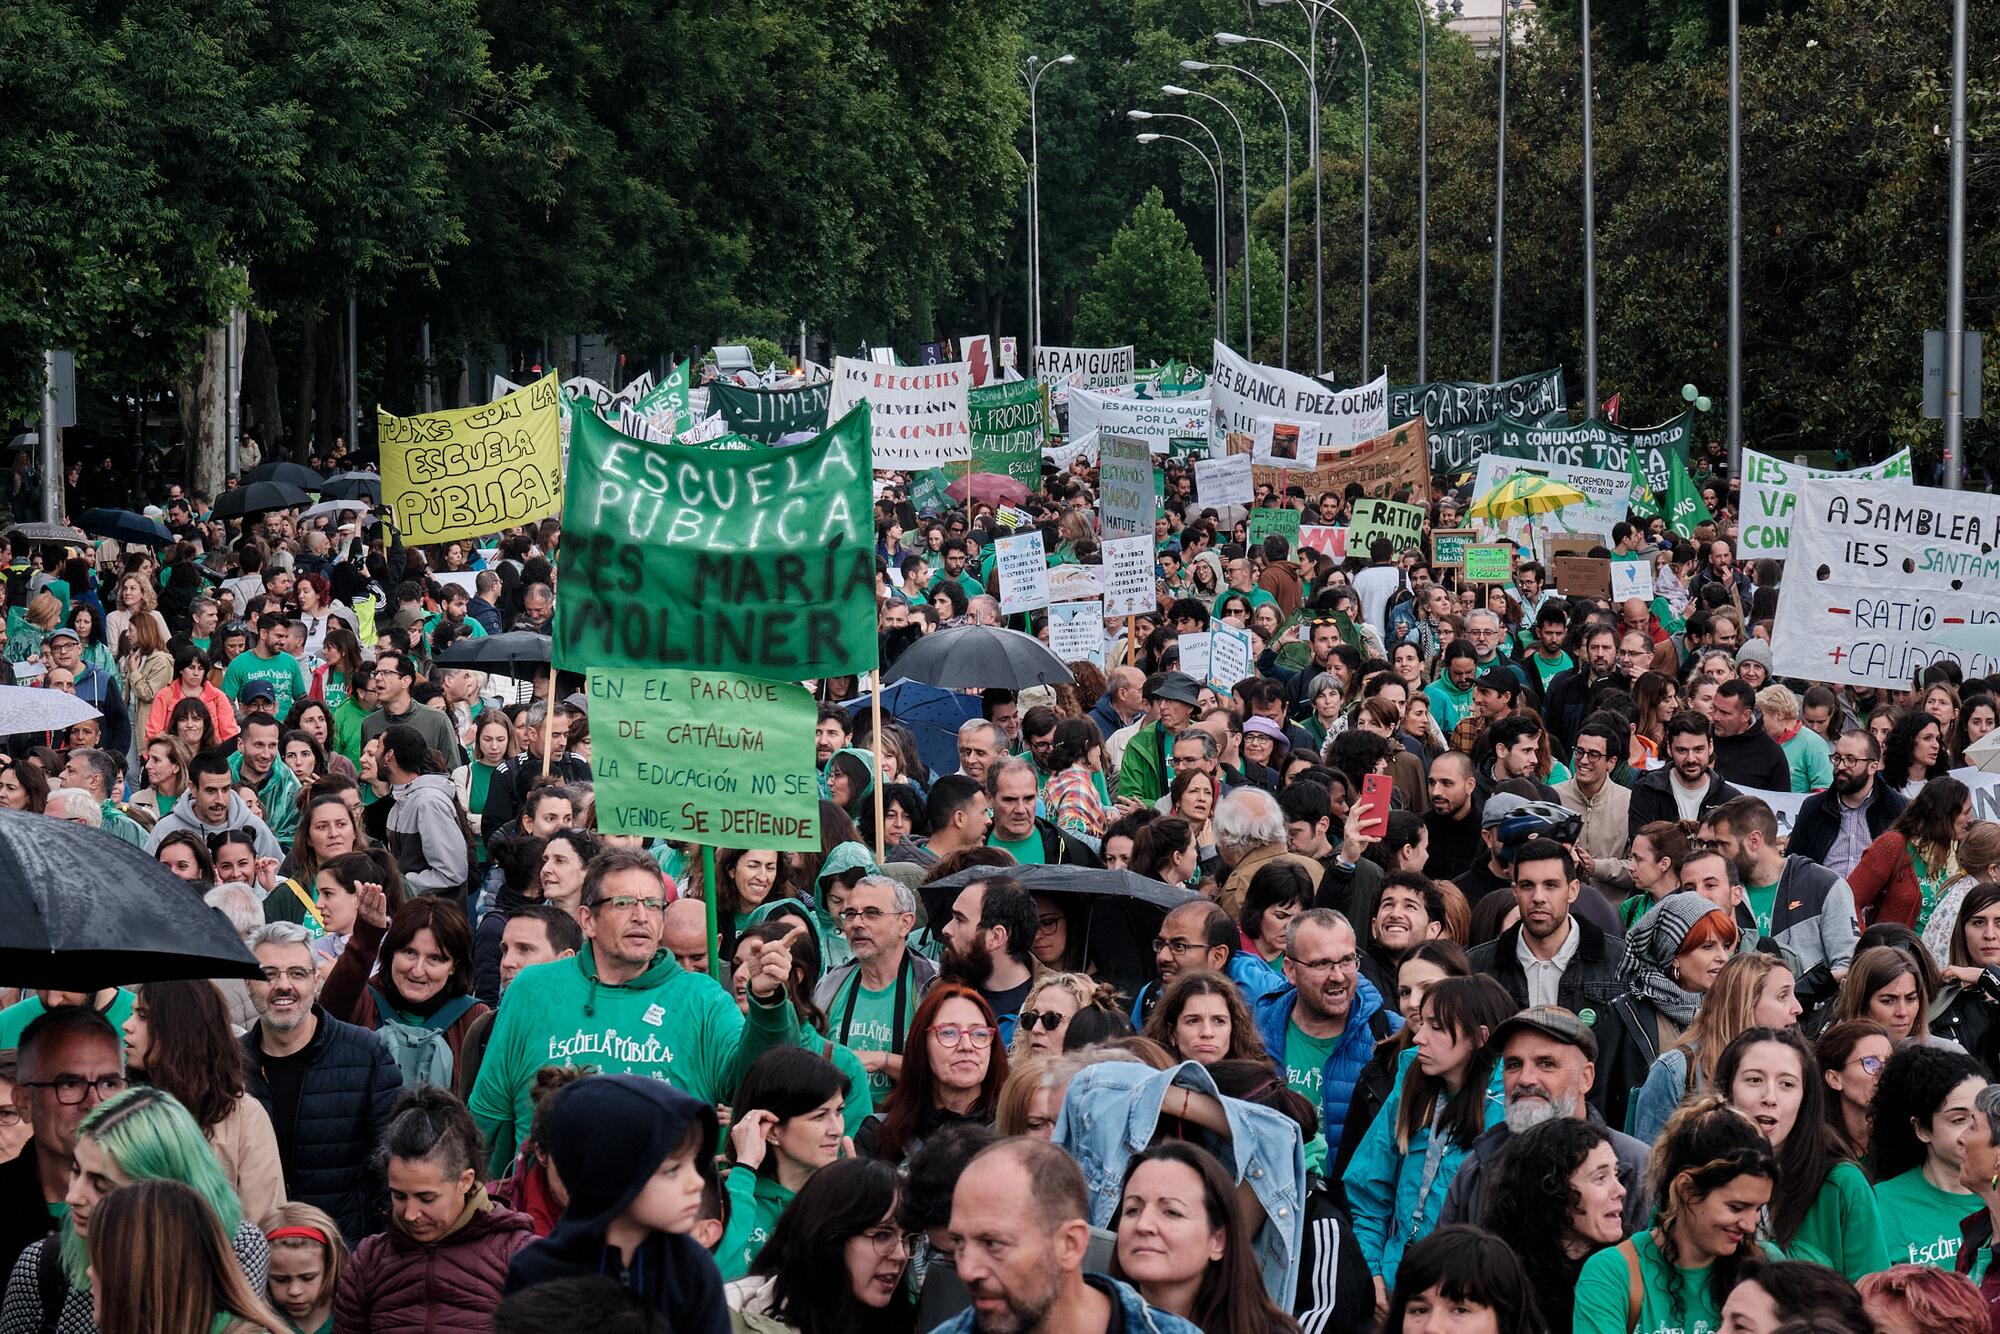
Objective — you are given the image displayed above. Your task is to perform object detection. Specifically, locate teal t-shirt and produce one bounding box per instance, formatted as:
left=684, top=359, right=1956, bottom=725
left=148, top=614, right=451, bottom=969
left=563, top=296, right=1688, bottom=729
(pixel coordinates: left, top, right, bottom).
left=1284, top=1018, right=1339, bottom=1175
left=1529, top=649, right=1574, bottom=690
left=990, top=830, right=1046, bottom=865
left=0, top=990, right=136, bottom=1051
left=1575, top=1231, right=1743, bottom=1334
left=220, top=647, right=308, bottom=717
left=1783, top=1159, right=1891, bottom=1282
left=1424, top=678, right=1474, bottom=732
left=828, top=973, right=904, bottom=1101
left=1745, top=881, right=1780, bottom=935
left=1873, top=1166, right=1975, bottom=1270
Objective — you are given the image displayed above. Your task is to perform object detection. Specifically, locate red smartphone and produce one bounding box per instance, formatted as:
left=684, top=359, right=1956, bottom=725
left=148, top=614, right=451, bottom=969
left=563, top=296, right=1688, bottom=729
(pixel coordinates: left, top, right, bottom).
left=1356, top=773, right=1394, bottom=837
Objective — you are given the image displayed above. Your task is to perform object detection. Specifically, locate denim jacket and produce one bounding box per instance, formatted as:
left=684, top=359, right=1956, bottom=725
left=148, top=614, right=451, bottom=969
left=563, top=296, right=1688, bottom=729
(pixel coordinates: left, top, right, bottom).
left=923, top=1273, right=1202, bottom=1334
left=1054, top=1059, right=1307, bottom=1308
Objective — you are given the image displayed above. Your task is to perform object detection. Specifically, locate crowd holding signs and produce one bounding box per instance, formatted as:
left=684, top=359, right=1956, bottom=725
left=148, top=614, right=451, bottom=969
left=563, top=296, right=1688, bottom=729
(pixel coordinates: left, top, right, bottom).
left=13, top=324, right=2000, bottom=1334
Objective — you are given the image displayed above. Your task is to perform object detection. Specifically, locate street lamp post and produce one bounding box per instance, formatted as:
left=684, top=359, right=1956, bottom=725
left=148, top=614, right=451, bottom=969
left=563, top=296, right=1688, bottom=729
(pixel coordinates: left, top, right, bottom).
left=1490, top=0, right=1512, bottom=382
left=1287, top=0, right=1371, bottom=382
left=1580, top=0, right=1599, bottom=410
left=1218, top=31, right=1319, bottom=371
left=1130, top=110, right=1231, bottom=343
left=1137, top=134, right=1227, bottom=337
left=1165, top=85, right=1251, bottom=355
left=1726, top=0, right=1742, bottom=474
left=1184, top=59, right=1292, bottom=367
left=1022, top=54, right=1078, bottom=360
left=1411, top=0, right=1461, bottom=381
left=1944, top=0, right=1969, bottom=487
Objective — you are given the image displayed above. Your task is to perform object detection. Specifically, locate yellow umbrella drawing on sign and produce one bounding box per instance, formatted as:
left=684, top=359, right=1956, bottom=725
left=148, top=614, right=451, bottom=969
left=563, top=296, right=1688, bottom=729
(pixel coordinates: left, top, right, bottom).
left=1468, top=474, right=1590, bottom=524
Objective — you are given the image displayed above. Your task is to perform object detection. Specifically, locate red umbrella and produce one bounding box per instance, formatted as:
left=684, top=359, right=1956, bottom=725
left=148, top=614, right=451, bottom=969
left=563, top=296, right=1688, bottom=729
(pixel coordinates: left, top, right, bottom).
left=945, top=472, right=1029, bottom=507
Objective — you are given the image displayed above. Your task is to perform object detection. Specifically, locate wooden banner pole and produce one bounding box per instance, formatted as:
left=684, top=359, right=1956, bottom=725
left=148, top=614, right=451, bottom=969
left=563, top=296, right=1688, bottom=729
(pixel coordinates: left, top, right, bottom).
left=701, top=845, right=722, bottom=983
left=870, top=671, right=887, bottom=864
left=539, top=676, right=558, bottom=779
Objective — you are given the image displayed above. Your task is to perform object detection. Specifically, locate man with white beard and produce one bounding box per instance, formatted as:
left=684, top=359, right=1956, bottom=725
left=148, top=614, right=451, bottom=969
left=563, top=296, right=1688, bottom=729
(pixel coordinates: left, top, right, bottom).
left=1433, top=1005, right=1651, bottom=1234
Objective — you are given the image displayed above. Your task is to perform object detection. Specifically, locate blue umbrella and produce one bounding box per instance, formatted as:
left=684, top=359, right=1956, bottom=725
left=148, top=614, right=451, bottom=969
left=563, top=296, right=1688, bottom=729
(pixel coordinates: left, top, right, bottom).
left=845, top=678, right=982, bottom=783
left=76, top=508, right=173, bottom=548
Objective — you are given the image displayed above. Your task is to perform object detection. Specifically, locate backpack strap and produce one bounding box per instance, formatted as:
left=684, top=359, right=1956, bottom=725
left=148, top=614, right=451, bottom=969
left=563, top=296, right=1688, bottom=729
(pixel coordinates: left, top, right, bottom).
left=372, top=989, right=477, bottom=1032
left=36, top=1239, right=64, bottom=1334
left=1617, top=1237, right=1643, bottom=1332
left=282, top=878, right=324, bottom=929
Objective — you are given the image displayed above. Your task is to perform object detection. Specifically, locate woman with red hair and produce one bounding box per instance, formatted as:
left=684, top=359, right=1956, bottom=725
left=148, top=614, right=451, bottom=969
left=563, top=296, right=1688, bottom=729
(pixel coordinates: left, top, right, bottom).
left=853, top=982, right=1007, bottom=1166
left=1860, top=1264, right=1990, bottom=1334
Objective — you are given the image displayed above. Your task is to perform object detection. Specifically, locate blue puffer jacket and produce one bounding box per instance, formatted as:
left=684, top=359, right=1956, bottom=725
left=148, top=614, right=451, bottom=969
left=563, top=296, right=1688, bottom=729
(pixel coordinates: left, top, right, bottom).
left=241, top=1005, right=404, bottom=1242
left=1253, top=974, right=1401, bottom=1169
left=1342, top=1046, right=1505, bottom=1285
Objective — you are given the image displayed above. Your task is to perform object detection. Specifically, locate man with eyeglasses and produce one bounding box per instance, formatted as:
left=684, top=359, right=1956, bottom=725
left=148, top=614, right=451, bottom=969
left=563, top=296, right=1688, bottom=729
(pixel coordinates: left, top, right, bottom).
left=813, top=875, right=938, bottom=1100
left=1790, top=729, right=1906, bottom=879
left=1557, top=721, right=1635, bottom=899
left=360, top=649, right=464, bottom=770
left=240, top=921, right=402, bottom=1241
left=0, top=1007, right=128, bottom=1279
left=1131, top=900, right=1281, bottom=1027
left=1252, top=908, right=1400, bottom=1174
left=471, top=847, right=803, bottom=1175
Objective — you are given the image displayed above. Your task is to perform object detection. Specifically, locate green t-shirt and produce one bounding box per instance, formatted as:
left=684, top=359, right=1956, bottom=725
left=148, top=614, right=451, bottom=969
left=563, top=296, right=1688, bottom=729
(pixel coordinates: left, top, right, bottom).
left=1529, top=649, right=1574, bottom=690
left=1873, top=1166, right=1974, bottom=1270
left=0, top=990, right=136, bottom=1051
left=319, top=668, right=350, bottom=712
left=990, top=829, right=1047, bottom=865
left=1575, top=1230, right=1738, bottom=1334
left=1424, top=678, right=1474, bottom=732
left=1745, top=881, right=1780, bottom=935
left=220, top=647, right=308, bottom=718
left=1783, top=1159, right=1892, bottom=1282
left=828, top=973, right=904, bottom=1101
left=1284, top=1018, right=1339, bottom=1175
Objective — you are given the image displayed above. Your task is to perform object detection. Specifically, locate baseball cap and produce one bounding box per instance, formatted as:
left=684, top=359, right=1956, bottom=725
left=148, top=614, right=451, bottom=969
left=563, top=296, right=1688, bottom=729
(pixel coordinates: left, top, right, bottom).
left=1474, top=666, right=1522, bottom=697
left=1489, top=1004, right=1597, bottom=1063
left=241, top=680, right=276, bottom=702
left=44, top=627, right=80, bottom=644
left=1145, top=671, right=1202, bottom=708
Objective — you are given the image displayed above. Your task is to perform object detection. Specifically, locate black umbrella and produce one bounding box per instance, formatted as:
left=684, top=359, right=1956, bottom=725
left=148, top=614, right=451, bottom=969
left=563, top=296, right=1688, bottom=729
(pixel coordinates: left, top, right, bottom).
left=886, top=625, right=1075, bottom=690
left=76, top=507, right=174, bottom=548
left=433, top=631, right=552, bottom=673
left=241, top=460, right=326, bottom=490
left=0, top=808, right=262, bottom=988
left=4, top=522, right=88, bottom=546
left=212, top=481, right=313, bottom=520
left=921, top=863, right=1201, bottom=998
left=318, top=470, right=382, bottom=503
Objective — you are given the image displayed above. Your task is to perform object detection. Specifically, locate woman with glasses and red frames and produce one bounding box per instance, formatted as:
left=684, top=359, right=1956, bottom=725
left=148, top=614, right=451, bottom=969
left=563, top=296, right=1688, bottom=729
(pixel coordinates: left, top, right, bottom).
left=854, top=983, right=1006, bottom=1167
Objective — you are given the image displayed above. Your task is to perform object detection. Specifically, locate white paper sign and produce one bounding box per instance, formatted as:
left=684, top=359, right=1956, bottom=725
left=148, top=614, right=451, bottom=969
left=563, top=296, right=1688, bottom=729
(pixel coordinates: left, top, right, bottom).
left=1101, top=534, right=1156, bottom=618
left=1098, top=435, right=1157, bottom=539
left=1208, top=341, right=1388, bottom=451
left=1177, top=631, right=1212, bottom=684
left=1067, top=387, right=1212, bottom=453
left=1472, top=455, right=1631, bottom=541
left=1771, top=477, right=2000, bottom=689
left=1049, top=600, right=1106, bottom=668
left=960, top=335, right=995, bottom=387
left=827, top=357, right=972, bottom=470
left=1609, top=558, right=1655, bottom=603
left=1194, top=454, right=1254, bottom=508
left=1048, top=564, right=1104, bottom=604
left=1251, top=417, right=1322, bottom=470
left=1738, top=448, right=1913, bottom=558
left=1208, top=625, right=1252, bottom=690
left=1034, top=345, right=1135, bottom=399
left=996, top=531, right=1050, bottom=615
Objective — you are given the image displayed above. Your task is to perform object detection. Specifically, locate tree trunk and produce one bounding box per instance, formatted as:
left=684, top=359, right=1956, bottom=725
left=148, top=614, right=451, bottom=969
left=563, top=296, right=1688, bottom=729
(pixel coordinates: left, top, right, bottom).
left=245, top=318, right=284, bottom=457
left=316, top=318, right=342, bottom=455
left=294, top=314, right=319, bottom=461
left=178, top=326, right=229, bottom=497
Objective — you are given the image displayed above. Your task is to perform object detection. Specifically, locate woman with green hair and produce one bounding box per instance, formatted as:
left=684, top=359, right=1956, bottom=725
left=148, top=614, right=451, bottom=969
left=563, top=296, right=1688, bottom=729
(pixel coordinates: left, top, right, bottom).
left=1, top=1085, right=270, bottom=1333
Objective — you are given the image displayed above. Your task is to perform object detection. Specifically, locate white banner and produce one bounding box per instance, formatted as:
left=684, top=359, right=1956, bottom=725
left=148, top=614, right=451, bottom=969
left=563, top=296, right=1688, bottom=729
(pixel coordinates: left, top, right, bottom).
left=1771, top=477, right=2000, bottom=689
left=1735, top=786, right=1811, bottom=842
left=1034, top=345, right=1135, bottom=405
left=1738, top=448, right=1913, bottom=558
left=827, top=358, right=972, bottom=470
left=996, top=531, right=1050, bottom=615
left=1194, top=454, right=1254, bottom=508
left=1208, top=341, right=1388, bottom=452
left=1066, top=387, right=1211, bottom=453
left=1472, top=455, right=1631, bottom=541
left=1098, top=435, right=1157, bottom=539
left=1049, top=600, right=1106, bottom=668
left=1101, top=534, right=1155, bottom=618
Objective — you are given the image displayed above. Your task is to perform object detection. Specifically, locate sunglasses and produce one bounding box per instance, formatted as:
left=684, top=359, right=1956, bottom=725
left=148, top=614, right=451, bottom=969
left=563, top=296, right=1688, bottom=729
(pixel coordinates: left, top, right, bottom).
left=1017, top=1010, right=1064, bottom=1032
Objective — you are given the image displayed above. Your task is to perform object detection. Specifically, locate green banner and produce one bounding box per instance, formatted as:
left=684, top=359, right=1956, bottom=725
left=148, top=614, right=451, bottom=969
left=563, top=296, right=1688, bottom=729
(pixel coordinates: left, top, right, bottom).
left=634, top=360, right=693, bottom=431
left=969, top=380, right=1045, bottom=487
left=1489, top=413, right=1695, bottom=497
left=706, top=379, right=833, bottom=442
left=555, top=403, right=880, bottom=680
left=1246, top=506, right=1302, bottom=548
left=1391, top=370, right=1568, bottom=476
left=1463, top=543, right=1514, bottom=583
left=588, top=668, right=821, bottom=851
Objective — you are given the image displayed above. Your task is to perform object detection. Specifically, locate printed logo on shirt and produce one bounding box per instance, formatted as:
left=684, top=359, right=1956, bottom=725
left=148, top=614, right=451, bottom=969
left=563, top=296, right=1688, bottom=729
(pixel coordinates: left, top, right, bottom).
left=548, top=1027, right=674, bottom=1066
left=642, top=1003, right=666, bottom=1027
left=1906, top=1234, right=1960, bottom=1266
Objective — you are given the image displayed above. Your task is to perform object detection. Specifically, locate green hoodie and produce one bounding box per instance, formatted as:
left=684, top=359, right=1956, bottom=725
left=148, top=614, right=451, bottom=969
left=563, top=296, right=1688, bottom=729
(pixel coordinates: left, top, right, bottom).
left=717, top=1169, right=796, bottom=1282
left=467, top=944, right=800, bottom=1175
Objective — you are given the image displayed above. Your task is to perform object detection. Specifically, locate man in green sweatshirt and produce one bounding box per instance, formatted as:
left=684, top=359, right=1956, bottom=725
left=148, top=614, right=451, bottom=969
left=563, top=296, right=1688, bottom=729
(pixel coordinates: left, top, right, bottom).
left=468, top=847, right=803, bottom=1174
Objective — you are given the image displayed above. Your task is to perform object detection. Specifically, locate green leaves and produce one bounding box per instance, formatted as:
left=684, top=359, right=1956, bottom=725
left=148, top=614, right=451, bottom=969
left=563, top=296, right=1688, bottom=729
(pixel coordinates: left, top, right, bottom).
left=1075, top=186, right=1214, bottom=364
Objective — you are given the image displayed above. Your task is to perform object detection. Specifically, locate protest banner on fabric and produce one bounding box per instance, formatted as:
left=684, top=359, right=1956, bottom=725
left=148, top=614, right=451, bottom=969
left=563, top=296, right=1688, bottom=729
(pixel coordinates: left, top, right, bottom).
left=996, top=531, right=1050, bottom=615
left=1250, top=417, right=1320, bottom=471
left=1099, top=435, right=1157, bottom=539
left=1209, top=341, right=1388, bottom=451
left=554, top=401, right=878, bottom=680
left=378, top=373, right=563, bottom=544
left=1734, top=785, right=1811, bottom=842
left=1066, top=387, right=1212, bottom=453
left=1101, top=535, right=1156, bottom=617
left=1430, top=528, right=1472, bottom=569
left=1195, top=454, right=1254, bottom=508
left=634, top=360, right=694, bottom=432
left=1472, top=454, right=1631, bottom=541
left=1770, top=478, right=2000, bottom=689
left=1463, top=544, right=1514, bottom=583
left=1246, top=507, right=1302, bottom=548
left=1627, top=447, right=1713, bottom=539
left=1236, top=416, right=1433, bottom=500
left=827, top=358, right=973, bottom=470
left=1299, top=526, right=1349, bottom=561
left=704, top=378, right=833, bottom=442
left=1034, top=345, right=1135, bottom=406
left=969, top=379, right=1046, bottom=487
left=1167, top=436, right=1208, bottom=463
left=1348, top=499, right=1426, bottom=553
left=1049, top=600, right=1106, bottom=668
left=1208, top=626, right=1252, bottom=690
left=1489, top=413, right=1695, bottom=497
left=1390, top=369, right=1568, bottom=478
left=1738, top=448, right=1914, bottom=558
left=589, top=669, right=820, bottom=850
left=1952, top=768, right=2000, bottom=824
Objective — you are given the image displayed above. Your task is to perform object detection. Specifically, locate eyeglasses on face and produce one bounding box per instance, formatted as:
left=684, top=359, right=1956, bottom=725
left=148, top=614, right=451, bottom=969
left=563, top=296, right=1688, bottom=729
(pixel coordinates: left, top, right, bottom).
left=929, top=1023, right=996, bottom=1049
left=22, top=1074, right=129, bottom=1106
left=859, top=1226, right=918, bottom=1257
left=1287, top=953, right=1360, bottom=975
left=1152, top=937, right=1205, bottom=957
left=837, top=906, right=904, bottom=925
left=589, top=895, right=667, bottom=914
left=1017, top=1010, right=1064, bottom=1032
left=1851, top=1054, right=1886, bottom=1076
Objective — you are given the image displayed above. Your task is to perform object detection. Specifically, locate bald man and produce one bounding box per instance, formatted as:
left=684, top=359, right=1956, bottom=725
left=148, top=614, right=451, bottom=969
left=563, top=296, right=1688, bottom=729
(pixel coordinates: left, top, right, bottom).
left=662, top=900, right=712, bottom=977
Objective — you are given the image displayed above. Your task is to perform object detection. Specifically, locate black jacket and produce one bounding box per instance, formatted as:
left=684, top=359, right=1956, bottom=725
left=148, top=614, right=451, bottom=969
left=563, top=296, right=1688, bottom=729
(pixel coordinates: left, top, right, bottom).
left=0, top=1140, right=56, bottom=1287
left=1467, top=920, right=1629, bottom=1115
left=1789, top=779, right=1906, bottom=865
left=1543, top=665, right=1626, bottom=751
left=1713, top=716, right=1793, bottom=791
left=240, top=1007, right=404, bottom=1242
left=1627, top=769, right=1742, bottom=841
left=1598, top=991, right=1686, bottom=1136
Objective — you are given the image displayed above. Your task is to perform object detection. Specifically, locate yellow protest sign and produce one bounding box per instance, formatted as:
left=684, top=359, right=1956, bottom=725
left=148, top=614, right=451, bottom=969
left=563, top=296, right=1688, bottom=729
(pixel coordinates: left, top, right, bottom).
left=377, top=373, right=563, bottom=543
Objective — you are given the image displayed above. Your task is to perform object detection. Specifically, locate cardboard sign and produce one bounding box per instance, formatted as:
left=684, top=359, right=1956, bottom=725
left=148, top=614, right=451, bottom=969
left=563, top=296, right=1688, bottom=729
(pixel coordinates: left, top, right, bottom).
left=1098, top=435, right=1157, bottom=539
left=1208, top=626, right=1252, bottom=690
left=1299, top=526, right=1349, bottom=561
left=1552, top=555, right=1613, bottom=600
left=1246, top=507, right=1303, bottom=549
left=1348, top=499, right=1426, bottom=553
left=1463, top=543, right=1515, bottom=584
left=1547, top=535, right=1600, bottom=562
left=1235, top=416, right=1433, bottom=503
left=996, top=531, right=1050, bottom=615
left=1430, top=528, right=1473, bottom=569
left=1177, top=631, right=1211, bottom=684
left=1048, top=564, right=1104, bottom=604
